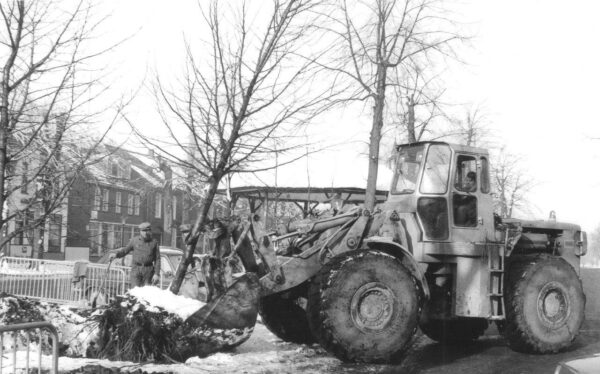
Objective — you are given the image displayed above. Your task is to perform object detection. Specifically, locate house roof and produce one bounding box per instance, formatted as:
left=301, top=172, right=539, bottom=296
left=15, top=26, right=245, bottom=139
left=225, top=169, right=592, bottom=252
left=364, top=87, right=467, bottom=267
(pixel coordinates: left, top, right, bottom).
left=83, top=145, right=164, bottom=192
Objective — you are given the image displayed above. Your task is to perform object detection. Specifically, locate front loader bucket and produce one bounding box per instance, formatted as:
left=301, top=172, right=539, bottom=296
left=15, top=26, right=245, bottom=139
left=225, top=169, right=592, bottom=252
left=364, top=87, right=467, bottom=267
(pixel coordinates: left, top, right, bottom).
left=167, top=272, right=261, bottom=359
left=187, top=272, right=261, bottom=330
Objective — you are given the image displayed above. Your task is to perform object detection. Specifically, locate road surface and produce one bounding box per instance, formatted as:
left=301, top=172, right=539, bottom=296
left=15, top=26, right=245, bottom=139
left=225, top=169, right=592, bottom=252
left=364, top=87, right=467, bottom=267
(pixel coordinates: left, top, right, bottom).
left=26, top=268, right=600, bottom=373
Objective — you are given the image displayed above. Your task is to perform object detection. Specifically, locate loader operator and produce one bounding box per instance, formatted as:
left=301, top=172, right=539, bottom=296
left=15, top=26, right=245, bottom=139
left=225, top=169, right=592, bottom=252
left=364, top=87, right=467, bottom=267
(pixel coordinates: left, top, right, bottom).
left=455, top=171, right=477, bottom=226
left=109, top=222, right=161, bottom=288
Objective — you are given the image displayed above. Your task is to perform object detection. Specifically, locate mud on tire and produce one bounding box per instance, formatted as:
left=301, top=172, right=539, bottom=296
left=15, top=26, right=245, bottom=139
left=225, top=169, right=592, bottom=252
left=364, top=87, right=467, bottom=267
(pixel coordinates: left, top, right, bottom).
left=420, top=317, right=488, bottom=344
left=258, top=285, right=315, bottom=344
left=504, top=254, right=585, bottom=353
left=307, top=250, right=422, bottom=363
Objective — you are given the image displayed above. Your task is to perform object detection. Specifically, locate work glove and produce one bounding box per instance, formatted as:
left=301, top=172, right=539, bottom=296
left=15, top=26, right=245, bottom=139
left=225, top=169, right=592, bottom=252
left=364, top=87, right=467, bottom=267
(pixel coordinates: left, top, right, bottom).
left=152, top=274, right=160, bottom=285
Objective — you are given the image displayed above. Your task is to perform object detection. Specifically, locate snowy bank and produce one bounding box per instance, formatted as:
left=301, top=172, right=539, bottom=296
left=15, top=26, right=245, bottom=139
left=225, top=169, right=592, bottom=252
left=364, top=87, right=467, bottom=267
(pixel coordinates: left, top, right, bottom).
left=129, top=286, right=205, bottom=320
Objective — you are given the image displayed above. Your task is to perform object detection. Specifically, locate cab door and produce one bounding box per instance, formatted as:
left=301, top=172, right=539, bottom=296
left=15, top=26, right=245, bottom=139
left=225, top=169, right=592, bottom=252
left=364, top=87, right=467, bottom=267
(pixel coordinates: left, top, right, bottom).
left=451, top=154, right=486, bottom=243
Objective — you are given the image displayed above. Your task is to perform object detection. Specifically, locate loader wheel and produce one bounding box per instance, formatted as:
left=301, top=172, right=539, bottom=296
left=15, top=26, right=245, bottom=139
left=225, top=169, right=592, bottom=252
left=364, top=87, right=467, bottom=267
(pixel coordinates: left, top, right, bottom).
left=420, top=317, right=488, bottom=344
left=307, top=250, right=421, bottom=363
left=504, top=254, right=585, bottom=353
left=259, top=285, right=315, bottom=344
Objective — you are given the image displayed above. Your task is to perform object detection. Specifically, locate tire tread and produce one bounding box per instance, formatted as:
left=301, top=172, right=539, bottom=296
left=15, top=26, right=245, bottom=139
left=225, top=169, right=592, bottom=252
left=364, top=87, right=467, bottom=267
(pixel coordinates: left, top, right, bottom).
left=504, top=253, right=585, bottom=353
left=307, top=250, right=421, bottom=363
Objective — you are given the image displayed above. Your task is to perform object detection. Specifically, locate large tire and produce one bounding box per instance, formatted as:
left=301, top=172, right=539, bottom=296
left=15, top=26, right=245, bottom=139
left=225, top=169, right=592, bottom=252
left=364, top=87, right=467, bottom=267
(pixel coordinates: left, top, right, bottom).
left=307, top=250, right=421, bottom=363
left=504, top=254, right=585, bottom=353
left=259, top=286, right=315, bottom=344
left=420, top=317, right=488, bottom=344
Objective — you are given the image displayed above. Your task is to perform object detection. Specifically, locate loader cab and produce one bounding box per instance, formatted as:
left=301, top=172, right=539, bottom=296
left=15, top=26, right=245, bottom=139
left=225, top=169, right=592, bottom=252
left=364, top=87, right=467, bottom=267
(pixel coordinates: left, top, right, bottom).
left=389, top=141, right=494, bottom=244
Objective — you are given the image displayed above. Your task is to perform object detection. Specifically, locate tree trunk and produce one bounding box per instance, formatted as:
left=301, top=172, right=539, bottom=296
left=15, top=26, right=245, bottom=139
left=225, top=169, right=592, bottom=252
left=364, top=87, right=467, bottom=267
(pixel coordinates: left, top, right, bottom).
left=170, top=175, right=221, bottom=294
left=407, top=96, right=416, bottom=143
left=0, top=71, right=10, bottom=253
left=159, top=161, right=175, bottom=247
left=364, top=66, right=387, bottom=211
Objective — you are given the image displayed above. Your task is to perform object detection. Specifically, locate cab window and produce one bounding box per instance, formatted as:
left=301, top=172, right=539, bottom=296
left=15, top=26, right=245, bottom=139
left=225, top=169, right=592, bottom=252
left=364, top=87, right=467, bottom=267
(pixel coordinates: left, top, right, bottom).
left=417, top=197, right=449, bottom=240
left=454, top=155, right=477, bottom=192
left=480, top=157, right=490, bottom=193
left=420, top=144, right=452, bottom=194
left=453, top=194, right=477, bottom=227
left=453, top=154, right=478, bottom=227
left=392, top=145, right=425, bottom=194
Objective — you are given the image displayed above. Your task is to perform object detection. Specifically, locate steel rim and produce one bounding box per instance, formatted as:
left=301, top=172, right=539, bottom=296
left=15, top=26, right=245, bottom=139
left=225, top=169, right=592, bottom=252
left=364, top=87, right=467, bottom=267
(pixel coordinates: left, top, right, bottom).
left=537, top=281, right=570, bottom=326
left=350, top=282, right=395, bottom=332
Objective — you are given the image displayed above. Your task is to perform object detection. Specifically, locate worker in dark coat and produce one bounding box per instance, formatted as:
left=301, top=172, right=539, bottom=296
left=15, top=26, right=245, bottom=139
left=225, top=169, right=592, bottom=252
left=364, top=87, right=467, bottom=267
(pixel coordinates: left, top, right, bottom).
left=110, top=222, right=161, bottom=287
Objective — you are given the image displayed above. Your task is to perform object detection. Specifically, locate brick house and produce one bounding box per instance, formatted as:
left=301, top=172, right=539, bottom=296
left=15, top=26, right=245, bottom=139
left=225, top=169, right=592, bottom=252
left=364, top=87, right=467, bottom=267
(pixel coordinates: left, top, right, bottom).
left=6, top=145, right=194, bottom=261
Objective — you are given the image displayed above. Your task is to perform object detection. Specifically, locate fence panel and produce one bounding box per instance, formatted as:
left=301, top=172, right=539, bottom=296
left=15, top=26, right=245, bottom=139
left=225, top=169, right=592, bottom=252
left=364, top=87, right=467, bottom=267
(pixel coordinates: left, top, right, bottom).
left=0, top=321, right=59, bottom=374
left=0, top=257, right=128, bottom=305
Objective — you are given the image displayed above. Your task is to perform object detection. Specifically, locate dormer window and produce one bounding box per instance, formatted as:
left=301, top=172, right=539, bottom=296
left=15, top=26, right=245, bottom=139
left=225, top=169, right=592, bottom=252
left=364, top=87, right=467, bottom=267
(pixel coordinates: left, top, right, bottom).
left=111, top=162, right=119, bottom=177
left=107, top=158, right=131, bottom=179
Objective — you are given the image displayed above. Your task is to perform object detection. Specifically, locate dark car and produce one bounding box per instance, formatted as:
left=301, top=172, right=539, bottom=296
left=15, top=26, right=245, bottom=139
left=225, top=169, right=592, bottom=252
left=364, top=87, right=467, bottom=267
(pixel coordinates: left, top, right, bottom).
left=555, top=353, right=600, bottom=374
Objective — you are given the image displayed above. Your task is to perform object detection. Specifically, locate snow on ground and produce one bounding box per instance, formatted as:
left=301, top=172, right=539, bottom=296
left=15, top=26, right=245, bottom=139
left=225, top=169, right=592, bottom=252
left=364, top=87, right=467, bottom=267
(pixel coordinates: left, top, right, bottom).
left=128, top=286, right=206, bottom=320
left=2, top=323, right=354, bottom=374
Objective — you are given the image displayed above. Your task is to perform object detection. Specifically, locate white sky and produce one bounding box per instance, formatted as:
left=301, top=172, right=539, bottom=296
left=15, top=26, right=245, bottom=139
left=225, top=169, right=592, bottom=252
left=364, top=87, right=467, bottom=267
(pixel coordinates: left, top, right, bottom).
left=96, top=0, right=600, bottom=232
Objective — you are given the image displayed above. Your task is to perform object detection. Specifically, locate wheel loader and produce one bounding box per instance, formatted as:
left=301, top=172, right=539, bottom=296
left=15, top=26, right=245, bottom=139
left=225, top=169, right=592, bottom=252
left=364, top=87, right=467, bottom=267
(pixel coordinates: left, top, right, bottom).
left=210, top=141, right=588, bottom=364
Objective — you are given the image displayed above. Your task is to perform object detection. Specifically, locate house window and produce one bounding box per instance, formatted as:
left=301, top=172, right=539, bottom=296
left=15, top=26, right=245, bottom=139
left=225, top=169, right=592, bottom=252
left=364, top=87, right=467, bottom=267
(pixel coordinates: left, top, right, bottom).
left=134, top=195, right=140, bottom=215
left=114, top=225, right=123, bottom=247
left=101, top=223, right=110, bottom=251
left=155, top=193, right=162, bottom=218
left=102, top=189, right=109, bottom=211
left=127, top=194, right=133, bottom=215
left=111, top=162, right=119, bottom=177
left=115, top=192, right=122, bottom=213
left=123, top=225, right=134, bottom=245
left=48, top=214, right=62, bottom=253
left=89, top=221, right=101, bottom=255
left=172, top=195, right=177, bottom=220
left=11, top=210, right=34, bottom=245
left=91, top=222, right=138, bottom=254
left=123, top=164, right=131, bottom=179
left=21, top=162, right=28, bottom=194
left=94, top=187, right=101, bottom=210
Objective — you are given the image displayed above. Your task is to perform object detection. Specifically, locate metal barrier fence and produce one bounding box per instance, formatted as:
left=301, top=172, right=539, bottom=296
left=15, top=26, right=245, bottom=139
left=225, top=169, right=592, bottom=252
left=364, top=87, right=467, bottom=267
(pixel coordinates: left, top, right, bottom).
left=0, top=321, right=59, bottom=374
left=0, top=257, right=128, bottom=305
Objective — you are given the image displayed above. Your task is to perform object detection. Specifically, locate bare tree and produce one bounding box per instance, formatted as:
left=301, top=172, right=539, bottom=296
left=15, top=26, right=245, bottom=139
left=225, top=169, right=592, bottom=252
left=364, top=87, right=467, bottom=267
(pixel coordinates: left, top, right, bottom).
left=492, top=149, right=534, bottom=218
left=582, top=223, right=600, bottom=268
left=450, top=105, right=532, bottom=219
left=450, top=103, right=493, bottom=147
left=129, top=0, right=340, bottom=294
left=0, top=1, right=122, bottom=253
left=392, top=63, right=446, bottom=144
left=322, top=0, right=464, bottom=210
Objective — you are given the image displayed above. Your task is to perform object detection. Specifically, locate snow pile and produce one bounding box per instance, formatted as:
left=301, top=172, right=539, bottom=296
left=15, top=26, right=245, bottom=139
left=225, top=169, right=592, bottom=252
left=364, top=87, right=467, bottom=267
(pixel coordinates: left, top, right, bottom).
left=0, top=293, right=97, bottom=358
left=41, top=303, right=100, bottom=357
left=129, top=286, right=206, bottom=320
left=6, top=343, right=340, bottom=374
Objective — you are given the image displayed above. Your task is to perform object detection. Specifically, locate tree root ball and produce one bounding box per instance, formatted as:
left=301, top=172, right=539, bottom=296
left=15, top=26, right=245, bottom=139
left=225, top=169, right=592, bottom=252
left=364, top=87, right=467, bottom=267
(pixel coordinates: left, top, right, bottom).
left=0, top=273, right=259, bottom=363
left=94, top=289, right=254, bottom=363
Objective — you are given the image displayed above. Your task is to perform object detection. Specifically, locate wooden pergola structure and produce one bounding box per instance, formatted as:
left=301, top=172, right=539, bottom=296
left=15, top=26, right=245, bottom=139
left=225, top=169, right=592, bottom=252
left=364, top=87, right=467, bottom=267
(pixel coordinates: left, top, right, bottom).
left=216, top=186, right=389, bottom=219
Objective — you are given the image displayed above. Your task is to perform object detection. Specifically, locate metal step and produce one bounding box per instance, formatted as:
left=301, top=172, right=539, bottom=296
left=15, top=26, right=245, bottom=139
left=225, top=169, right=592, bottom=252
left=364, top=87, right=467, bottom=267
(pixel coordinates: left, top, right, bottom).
left=487, top=242, right=506, bottom=319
